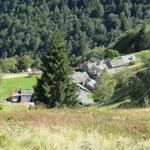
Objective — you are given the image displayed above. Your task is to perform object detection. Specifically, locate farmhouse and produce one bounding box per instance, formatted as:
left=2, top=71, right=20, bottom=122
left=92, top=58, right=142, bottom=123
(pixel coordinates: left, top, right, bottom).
left=73, top=72, right=96, bottom=91
left=27, top=68, right=43, bottom=76
left=6, top=54, right=136, bottom=107
left=106, top=58, right=127, bottom=68
left=84, top=78, right=96, bottom=91
left=79, top=88, right=95, bottom=105
left=73, top=72, right=96, bottom=105
left=7, top=89, right=34, bottom=106
left=76, top=83, right=95, bottom=105
left=89, top=55, right=102, bottom=64
left=72, top=72, right=89, bottom=85
left=106, top=54, right=136, bottom=69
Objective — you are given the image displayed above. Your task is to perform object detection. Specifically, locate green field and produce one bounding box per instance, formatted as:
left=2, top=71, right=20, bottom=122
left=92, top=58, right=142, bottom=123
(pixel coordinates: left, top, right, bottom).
left=135, top=49, right=150, bottom=59
left=0, top=75, right=39, bottom=98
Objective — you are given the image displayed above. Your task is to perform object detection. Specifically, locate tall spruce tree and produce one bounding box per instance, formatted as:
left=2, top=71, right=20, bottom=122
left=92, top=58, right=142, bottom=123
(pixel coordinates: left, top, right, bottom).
left=33, top=33, right=78, bottom=108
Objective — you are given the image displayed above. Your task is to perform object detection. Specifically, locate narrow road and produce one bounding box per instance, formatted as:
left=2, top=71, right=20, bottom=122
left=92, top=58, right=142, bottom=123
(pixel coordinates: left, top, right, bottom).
left=2, top=73, right=28, bottom=79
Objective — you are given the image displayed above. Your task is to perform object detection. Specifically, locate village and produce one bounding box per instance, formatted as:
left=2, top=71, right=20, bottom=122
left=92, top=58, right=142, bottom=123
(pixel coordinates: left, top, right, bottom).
left=7, top=53, right=136, bottom=106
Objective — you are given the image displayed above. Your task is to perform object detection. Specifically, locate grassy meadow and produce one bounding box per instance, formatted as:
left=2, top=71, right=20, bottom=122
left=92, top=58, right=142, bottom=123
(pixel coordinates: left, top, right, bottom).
left=0, top=104, right=150, bottom=150
left=0, top=74, right=39, bottom=98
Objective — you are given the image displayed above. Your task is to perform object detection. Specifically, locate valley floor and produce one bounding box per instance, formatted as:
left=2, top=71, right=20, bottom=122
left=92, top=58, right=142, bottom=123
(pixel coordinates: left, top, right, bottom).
left=0, top=104, right=150, bottom=150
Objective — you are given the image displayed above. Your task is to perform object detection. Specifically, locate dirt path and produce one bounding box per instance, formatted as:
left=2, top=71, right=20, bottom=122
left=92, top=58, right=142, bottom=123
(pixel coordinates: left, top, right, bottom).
left=2, top=73, right=28, bottom=79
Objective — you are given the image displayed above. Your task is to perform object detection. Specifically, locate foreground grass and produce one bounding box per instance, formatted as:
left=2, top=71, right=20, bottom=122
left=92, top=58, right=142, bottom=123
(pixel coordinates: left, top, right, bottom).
left=0, top=104, right=150, bottom=150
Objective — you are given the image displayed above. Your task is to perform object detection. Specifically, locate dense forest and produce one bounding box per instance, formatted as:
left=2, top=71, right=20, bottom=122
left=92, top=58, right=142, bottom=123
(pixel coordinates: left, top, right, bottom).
left=0, top=0, right=150, bottom=59
left=112, top=25, right=150, bottom=53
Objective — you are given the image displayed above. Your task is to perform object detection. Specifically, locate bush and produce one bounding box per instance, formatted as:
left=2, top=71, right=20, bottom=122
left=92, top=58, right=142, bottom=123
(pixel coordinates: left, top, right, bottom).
left=104, top=49, right=120, bottom=59
left=94, top=69, right=116, bottom=104
left=128, top=60, right=150, bottom=106
left=0, top=57, right=18, bottom=73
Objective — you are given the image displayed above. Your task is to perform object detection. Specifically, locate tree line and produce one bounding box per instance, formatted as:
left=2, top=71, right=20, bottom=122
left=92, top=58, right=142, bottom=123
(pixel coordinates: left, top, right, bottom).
left=0, top=55, right=41, bottom=73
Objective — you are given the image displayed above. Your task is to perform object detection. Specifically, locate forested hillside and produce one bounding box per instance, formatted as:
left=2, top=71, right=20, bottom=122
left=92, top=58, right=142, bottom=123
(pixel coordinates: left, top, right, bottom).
left=0, top=0, right=150, bottom=58
left=112, top=25, right=150, bottom=53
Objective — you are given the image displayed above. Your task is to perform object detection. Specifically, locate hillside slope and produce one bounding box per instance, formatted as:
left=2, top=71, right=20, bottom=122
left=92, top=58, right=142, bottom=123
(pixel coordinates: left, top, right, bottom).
left=112, top=26, right=150, bottom=54
left=0, top=105, right=150, bottom=150
left=0, top=0, right=150, bottom=57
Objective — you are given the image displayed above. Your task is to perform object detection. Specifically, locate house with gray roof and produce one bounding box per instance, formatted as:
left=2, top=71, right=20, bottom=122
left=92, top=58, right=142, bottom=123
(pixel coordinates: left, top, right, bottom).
left=72, top=72, right=89, bottom=85
left=106, top=54, right=136, bottom=69
left=89, top=55, right=102, bottom=64
left=76, top=83, right=95, bottom=105
left=87, top=66, right=101, bottom=79
left=7, top=89, right=34, bottom=106
left=83, top=56, right=107, bottom=79
left=106, top=58, right=126, bottom=68
left=78, top=89, right=95, bottom=105
left=84, top=78, right=96, bottom=91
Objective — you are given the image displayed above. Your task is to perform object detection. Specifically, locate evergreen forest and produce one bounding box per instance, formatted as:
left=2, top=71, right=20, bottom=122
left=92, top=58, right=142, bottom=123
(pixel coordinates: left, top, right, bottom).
left=0, top=0, right=150, bottom=59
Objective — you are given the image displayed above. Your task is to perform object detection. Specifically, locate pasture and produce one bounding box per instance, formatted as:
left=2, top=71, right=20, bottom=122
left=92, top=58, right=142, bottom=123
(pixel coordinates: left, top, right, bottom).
left=0, top=74, right=39, bottom=98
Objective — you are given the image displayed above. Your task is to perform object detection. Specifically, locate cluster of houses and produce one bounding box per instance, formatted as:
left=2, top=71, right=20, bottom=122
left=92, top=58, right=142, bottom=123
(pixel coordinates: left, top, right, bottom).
left=7, top=53, right=136, bottom=106
left=72, top=53, right=136, bottom=105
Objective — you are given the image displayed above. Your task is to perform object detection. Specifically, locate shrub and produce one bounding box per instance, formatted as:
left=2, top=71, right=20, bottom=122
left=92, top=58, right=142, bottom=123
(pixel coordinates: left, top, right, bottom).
left=105, top=49, right=120, bottom=59
left=94, top=69, right=116, bottom=104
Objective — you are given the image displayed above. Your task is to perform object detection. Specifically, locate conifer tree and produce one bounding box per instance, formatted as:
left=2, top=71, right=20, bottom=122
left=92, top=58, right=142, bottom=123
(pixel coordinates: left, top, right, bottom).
left=33, top=33, right=78, bottom=108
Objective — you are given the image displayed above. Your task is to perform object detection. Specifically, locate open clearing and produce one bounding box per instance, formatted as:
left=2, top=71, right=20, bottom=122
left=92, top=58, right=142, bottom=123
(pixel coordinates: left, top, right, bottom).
left=0, top=104, right=150, bottom=150
left=0, top=75, right=39, bottom=98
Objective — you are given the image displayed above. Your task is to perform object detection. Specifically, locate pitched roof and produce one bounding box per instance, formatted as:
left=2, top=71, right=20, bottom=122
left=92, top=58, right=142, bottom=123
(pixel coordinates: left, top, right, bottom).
left=86, top=79, right=96, bottom=87
left=79, top=89, right=95, bottom=105
left=84, top=78, right=96, bottom=91
left=108, top=54, right=136, bottom=68
left=21, top=89, right=33, bottom=96
left=109, top=58, right=126, bottom=68
left=89, top=56, right=102, bottom=63
left=72, top=72, right=89, bottom=84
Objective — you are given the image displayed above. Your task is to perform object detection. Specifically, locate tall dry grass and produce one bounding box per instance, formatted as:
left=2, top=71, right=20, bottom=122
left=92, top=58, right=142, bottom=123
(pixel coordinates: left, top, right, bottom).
left=0, top=123, right=150, bottom=150
left=0, top=105, right=150, bottom=150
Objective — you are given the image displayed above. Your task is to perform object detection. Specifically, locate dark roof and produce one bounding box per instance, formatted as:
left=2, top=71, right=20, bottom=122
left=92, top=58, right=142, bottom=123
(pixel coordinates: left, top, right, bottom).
left=89, top=56, right=102, bottom=63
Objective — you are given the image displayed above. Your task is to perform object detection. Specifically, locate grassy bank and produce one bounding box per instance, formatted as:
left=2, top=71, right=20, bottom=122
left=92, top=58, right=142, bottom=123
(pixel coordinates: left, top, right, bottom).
left=0, top=105, right=150, bottom=150
left=135, top=49, right=150, bottom=59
